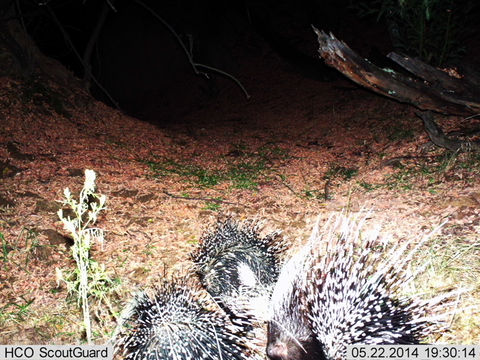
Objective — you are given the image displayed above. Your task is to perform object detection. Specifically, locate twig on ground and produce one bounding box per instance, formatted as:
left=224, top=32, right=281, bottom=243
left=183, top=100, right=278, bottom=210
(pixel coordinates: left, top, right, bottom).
left=162, top=190, right=249, bottom=208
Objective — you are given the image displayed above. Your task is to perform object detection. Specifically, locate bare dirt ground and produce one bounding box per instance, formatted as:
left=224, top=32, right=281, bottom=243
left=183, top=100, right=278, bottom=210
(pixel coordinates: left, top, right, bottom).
left=0, top=45, right=479, bottom=347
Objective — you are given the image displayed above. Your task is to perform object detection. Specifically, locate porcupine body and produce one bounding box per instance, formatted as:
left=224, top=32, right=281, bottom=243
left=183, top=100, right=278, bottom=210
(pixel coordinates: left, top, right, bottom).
left=114, top=277, right=259, bottom=360
left=267, top=214, right=457, bottom=360
left=190, top=219, right=285, bottom=322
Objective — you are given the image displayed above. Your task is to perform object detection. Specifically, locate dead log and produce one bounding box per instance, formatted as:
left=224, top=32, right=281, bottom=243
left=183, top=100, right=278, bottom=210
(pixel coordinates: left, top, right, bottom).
left=312, top=28, right=480, bottom=116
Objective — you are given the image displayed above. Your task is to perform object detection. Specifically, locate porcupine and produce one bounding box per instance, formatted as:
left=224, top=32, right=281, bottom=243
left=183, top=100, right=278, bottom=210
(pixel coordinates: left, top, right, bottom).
left=266, top=214, right=461, bottom=360
left=190, top=219, right=286, bottom=324
left=113, top=220, right=285, bottom=360
left=113, top=276, right=261, bottom=360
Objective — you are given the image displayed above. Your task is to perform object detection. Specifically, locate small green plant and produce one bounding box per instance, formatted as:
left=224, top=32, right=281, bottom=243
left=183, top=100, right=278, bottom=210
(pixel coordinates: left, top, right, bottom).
left=1, top=232, right=10, bottom=267
left=203, top=201, right=221, bottom=211
left=22, top=228, right=43, bottom=267
left=0, top=297, right=34, bottom=325
left=57, top=169, right=117, bottom=343
left=303, top=189, right=323, bottom=200
left=351, top=0, right=476, bottom=65
left=358, top=181, right=379, bottom=191
left=385, top=167, right=414, bottom=190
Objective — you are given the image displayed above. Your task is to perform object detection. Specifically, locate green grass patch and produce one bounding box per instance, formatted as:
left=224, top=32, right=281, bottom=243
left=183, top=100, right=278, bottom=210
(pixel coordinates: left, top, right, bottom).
left=0, top=296, right=34, bottom=325
left=385, top=166, right=415, bottom=190
left=357, top=181, right=380, bottom=191
left=145, top=144, right=289, bottom=190
left=202, top=201, right=222, bottom=211
left=324, top=164, right=358, bottom=181
left=366, top=151, right=480, bottom=192
left=227, top=161, right=266, bottom=189
left=409, top=231, right=480, bottom=342
left=421, top=233, right=480, bottom=281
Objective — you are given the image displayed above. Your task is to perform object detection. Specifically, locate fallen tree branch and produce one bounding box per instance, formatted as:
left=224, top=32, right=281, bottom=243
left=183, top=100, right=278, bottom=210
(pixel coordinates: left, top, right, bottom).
left=388, top=53, right=480, bottom=110
left=162, top=190, right=249, bottom=207
left=312, top=28, right=480, bottom=116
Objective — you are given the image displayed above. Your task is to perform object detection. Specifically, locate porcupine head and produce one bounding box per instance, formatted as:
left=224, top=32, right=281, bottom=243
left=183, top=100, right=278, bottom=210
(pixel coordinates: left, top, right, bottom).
left=266, top=230, right=326, bottom=360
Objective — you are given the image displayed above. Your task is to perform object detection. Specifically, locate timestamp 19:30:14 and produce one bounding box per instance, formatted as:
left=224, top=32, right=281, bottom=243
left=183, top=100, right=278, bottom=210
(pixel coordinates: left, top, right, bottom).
left=346, top=345, right=479, bottom=360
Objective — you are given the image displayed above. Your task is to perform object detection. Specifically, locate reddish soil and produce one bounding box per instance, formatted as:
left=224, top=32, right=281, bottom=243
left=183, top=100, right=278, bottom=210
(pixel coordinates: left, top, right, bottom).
left=0, top=43, right=479, bottom=347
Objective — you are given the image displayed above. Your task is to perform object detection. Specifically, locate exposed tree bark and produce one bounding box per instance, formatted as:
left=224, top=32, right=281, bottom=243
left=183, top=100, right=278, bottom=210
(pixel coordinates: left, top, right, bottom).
left=388, top=53, right=480, bottom=109
left=312, top=28, right=480, bottom=116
